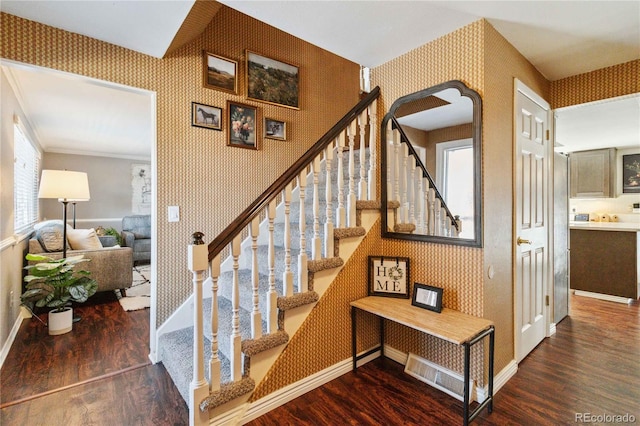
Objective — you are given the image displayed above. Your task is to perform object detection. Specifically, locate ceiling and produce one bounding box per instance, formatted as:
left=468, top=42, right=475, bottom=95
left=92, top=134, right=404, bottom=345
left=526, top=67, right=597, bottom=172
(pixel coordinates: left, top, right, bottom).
left=1, top=1, right=638, bottom=158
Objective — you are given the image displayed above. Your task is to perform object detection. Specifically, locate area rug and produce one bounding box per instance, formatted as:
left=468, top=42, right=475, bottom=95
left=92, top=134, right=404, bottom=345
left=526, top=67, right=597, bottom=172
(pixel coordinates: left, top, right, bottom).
left=118, top=264, right=151, bottom=311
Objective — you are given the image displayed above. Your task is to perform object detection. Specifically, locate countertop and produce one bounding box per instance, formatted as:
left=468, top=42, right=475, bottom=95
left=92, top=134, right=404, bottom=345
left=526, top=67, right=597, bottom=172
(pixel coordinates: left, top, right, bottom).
left=569, top=221, right=640, bottom=232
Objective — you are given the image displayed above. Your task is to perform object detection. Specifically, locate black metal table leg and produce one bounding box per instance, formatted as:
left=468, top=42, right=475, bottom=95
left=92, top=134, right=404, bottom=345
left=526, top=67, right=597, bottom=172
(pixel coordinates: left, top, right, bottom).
left=463, top=342, right=471, bottom=426
left=351, top=306, right=357, bottom=371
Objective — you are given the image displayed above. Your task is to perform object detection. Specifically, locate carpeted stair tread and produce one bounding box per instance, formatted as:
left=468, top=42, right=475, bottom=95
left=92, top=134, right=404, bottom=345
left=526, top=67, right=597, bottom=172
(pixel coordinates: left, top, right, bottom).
left=334, top=226, right=366, bottom=239
left=308, top=256, right=343, bottom=272
left=277, top=291, right=319, bottom=311
left=200, top=376, right=255, bottom=412
left=217, top=269, right=286, bottom=315
left=158, top=326, right=232, bottom=404
left=242, top=330, right=289, bottom=357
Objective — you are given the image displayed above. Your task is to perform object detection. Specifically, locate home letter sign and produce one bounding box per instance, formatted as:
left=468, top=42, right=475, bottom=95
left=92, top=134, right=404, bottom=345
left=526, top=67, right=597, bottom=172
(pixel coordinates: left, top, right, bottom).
left=368, top=256, right=410, bottom=298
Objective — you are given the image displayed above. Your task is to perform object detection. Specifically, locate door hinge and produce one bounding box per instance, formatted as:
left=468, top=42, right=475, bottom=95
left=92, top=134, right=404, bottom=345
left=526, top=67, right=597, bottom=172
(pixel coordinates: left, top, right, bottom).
left=545, top=295, right=550, bottom=306
left=546, top=129, right=550, bottom=141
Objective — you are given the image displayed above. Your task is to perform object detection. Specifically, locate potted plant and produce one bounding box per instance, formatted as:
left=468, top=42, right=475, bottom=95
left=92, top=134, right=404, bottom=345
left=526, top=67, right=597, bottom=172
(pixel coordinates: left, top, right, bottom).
left=21, top=253, right=98, bottom=335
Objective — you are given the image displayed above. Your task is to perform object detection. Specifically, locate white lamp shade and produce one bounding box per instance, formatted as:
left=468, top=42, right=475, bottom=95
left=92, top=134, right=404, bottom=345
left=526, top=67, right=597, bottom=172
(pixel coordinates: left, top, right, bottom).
left=38, top=170, right=91, bottom=201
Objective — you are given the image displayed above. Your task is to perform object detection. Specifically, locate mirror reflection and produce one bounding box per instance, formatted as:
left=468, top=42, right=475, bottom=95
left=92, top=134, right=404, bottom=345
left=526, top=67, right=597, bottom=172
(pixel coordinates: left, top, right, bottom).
left=381, top=80, right=482, bottom=247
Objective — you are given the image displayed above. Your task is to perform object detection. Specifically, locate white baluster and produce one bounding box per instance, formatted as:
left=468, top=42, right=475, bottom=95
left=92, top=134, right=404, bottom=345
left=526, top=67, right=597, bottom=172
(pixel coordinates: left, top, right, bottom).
left=393, top=129, right=400, bottom=206
left=428, top=188, right=436, bottom=236
left=347, top=120, right=357, bottom=227
left=358, top=110, right=368, bottom=200
left=416, top=171, right=424, bottom=234
left=408, top=155, right=416, bottom=227
left=400, top=143, right=409, bottom=223
left=188, top=233, right=209, bottom=426
left=208, top=254, right=221, bottom=392
left=266, top=200, right=277, bottom=334
left=368, top=100, right=377, bottom=200
left=230, top=236, right=242, bottom=382
left=324, top=143, right=335, bottom=258
left=434, top=198, right=442, bottom=236
left=423, top=177, right=429, bottom=234
left=454, top=216, right=462, bottom=237
left=336, top=131, right=346, bottom=228
left=311, top=156, right=322, bottom=260
left=282, top=184, right=294, bottom=297
left=298, top=172, right=308, bottom=293
left=250, top=217, right=261, bottom=339
left=386, top=126, right=393, bottom=201
left=442, top=207, right=449, bottom=237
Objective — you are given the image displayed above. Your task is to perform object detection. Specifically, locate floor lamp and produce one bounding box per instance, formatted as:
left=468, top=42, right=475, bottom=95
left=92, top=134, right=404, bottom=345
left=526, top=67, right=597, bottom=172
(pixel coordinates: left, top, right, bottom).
left=38, top=170, right=91, bottom=258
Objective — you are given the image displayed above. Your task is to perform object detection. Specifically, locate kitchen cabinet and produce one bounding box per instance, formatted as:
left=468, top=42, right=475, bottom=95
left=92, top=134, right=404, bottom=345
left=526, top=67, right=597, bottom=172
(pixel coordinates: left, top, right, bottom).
left=570, top=225, right=639, bottom=299
left=569, top=148, right=616, bottom=198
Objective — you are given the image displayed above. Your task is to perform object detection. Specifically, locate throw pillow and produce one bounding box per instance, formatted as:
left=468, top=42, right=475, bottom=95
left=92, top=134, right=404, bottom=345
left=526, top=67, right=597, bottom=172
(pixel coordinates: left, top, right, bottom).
left=35, top=223, right=68, bottom=252
left=67, top=228, right=103, bottom=250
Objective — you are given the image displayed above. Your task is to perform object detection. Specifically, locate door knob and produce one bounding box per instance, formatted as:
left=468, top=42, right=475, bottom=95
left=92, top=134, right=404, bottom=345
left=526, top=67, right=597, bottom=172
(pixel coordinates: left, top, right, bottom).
left=517, top=237, right=532, bottom=246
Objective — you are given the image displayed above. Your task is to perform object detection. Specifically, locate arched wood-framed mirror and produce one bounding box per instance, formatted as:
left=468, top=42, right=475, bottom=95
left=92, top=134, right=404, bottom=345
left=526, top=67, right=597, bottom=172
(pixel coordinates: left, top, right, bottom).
left=381, top=80, right=482, bottom=247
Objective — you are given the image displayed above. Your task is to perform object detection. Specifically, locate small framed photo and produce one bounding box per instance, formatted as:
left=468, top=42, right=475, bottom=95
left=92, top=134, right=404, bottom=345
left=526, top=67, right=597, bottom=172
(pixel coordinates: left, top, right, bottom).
left=227, top=100, right=259, bottom=150
left=246, top=50, right=299, bottom=109
left=412, top=283, right=443, bottom=313
left=191, top=102, right=222, bottom=130
left=203, top=52, right=237, bottom=94
left=368, top=256, right=410, bottom=298
left=622, top=153, right=640, bottom=193
left=265, top=118, right=286, bottom=140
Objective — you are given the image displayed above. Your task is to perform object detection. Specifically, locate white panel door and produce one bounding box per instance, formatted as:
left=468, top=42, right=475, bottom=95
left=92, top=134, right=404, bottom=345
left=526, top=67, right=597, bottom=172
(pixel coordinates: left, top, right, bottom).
left=515, top=82, right=550, bottom=363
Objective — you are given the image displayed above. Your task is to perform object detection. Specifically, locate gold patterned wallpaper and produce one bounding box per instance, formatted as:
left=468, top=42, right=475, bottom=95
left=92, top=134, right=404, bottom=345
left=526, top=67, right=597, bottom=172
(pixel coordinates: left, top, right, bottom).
left=550, top=59, right=640, bottom=109
left=0, top=6, right=360, bottom=325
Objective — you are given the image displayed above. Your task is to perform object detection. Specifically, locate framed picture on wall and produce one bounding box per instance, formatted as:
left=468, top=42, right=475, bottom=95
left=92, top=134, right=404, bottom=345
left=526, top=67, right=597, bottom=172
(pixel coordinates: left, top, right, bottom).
left=264, top=118, right=286, bottom=140
left=622, top=153, right=640, bottom=193
left=227, top=100, right=259, bottom=150
left=246, top=50, right=299, bottom=109
left=203, top=52, right=237, bottom=94
left=368, top=256, right=410, bottom=298
left=191, top=102, right=222, bottom=130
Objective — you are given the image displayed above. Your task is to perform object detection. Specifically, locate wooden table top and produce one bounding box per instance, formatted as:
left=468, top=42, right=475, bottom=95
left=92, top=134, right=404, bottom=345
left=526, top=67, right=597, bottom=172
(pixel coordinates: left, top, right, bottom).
left=351, top=296, right=494, bottom=345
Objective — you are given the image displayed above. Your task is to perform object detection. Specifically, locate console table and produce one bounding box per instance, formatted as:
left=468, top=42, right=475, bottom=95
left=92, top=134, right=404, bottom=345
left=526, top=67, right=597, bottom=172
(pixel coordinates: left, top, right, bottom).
left=351, top=296, right=495, bottom=425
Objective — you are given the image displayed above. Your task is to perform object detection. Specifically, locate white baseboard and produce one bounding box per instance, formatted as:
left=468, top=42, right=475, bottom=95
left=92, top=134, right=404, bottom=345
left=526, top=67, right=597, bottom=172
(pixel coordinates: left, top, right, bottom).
left=0, top=307, right=30, bottom=369
left=573, top=290, right=633, bottom=304
left=241, top=349, right=380, bottom=424
left=549, top=322, right=557, bottom=336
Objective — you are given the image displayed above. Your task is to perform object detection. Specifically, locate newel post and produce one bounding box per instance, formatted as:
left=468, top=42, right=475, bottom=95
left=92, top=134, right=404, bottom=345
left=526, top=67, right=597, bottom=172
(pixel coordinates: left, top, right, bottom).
left=188, top=232, right=209, bottom=426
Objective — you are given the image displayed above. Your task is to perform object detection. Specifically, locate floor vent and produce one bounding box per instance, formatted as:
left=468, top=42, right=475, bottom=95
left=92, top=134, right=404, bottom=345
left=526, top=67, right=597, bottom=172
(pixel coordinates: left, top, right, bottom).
left=404, top=352, right=474, bottom=403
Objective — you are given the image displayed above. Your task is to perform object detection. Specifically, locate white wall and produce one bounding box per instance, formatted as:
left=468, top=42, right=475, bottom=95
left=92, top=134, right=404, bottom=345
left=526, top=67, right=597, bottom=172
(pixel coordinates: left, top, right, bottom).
left=42, top=153, right=150, bottom=232
left=0, top=67, right=42, bottom=360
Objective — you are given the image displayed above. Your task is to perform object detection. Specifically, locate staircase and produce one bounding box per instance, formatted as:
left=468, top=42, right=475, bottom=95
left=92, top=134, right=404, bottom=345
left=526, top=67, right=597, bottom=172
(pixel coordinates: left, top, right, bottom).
left=157, top=87, right=460, bottom=425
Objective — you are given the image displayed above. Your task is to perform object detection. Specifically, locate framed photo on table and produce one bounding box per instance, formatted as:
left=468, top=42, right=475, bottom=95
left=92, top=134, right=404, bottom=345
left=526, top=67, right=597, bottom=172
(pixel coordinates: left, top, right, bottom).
left=412, top=283, right=443, bottom=313
left=368, top=256, right=410, bottom=298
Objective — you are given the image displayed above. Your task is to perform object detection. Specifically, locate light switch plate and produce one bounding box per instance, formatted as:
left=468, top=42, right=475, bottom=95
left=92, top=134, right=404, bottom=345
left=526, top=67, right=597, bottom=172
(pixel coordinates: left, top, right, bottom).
left=168, top=206, right=179, bottom=222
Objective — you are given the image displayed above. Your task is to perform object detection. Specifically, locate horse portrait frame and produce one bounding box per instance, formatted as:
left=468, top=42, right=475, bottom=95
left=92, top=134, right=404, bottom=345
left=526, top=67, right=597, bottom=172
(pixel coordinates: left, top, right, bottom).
left=203, top=51, right=237, bottom=94
left=227, top=100, right=260, bottom=150
left=191, top=102, right=222, bottom=131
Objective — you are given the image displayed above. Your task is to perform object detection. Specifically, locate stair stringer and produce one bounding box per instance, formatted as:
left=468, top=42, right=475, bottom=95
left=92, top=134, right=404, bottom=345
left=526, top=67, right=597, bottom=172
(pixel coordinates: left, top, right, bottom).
left=207, top=208, right=380, bottom=424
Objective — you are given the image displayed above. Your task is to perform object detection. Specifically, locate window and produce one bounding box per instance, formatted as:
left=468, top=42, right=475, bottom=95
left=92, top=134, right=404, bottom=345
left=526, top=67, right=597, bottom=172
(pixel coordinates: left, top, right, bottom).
left=14, top=117, right=40, bottom=233
left=436, top=139, right=474, bottom=238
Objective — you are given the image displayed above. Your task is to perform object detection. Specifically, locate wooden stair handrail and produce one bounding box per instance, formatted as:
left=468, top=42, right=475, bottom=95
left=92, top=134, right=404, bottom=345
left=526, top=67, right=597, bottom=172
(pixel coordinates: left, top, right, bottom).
left=208, top=87, right=380, bottom=261
left=391, top=117, right=459, bottom=231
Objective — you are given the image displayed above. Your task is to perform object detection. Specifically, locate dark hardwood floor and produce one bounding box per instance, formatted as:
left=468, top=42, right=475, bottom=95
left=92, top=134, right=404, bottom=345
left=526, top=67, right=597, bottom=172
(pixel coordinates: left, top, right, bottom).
left=1, top=290, right=187, bottom=425
left=2, top=292, right=637, bottom=426
left=249, top=295, right=639, bottom=426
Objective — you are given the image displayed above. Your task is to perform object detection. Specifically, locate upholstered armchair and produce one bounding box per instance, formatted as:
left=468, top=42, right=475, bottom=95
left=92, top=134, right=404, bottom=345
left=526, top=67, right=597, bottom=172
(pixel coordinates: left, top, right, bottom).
left=121, top=215, right=151, bottom=265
